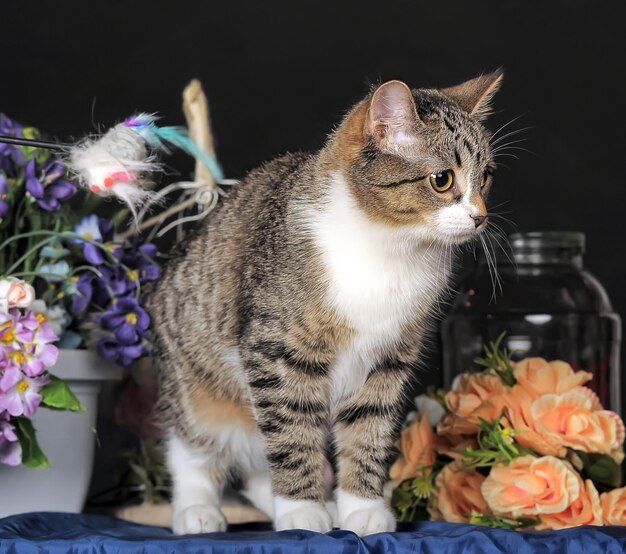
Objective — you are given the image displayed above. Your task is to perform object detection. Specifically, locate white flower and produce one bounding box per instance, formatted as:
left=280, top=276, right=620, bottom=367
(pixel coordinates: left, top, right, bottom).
left=30, top=300, right=69, bottom=337
left=73, top=214, right=102, bottom=242
left=0, top=277, right=35, bottom=313
left=415, top=394, right=446, bottom=426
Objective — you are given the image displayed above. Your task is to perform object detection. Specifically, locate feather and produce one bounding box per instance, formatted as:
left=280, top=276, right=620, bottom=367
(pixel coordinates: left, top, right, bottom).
left=124, top=113, right=224, bottom=181
left=68, top=113, right=223, bottom=222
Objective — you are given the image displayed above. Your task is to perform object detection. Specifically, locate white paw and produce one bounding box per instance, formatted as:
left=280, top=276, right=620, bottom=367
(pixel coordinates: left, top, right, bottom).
left=274, top=499, right=332, bottom=533
left=172, top=504, right=227, bottom=534
left=325, top=500, right=339, bottom=528
left=336, top=489, right=396, bottom=536
left=341, top=504, right=396, bottom=536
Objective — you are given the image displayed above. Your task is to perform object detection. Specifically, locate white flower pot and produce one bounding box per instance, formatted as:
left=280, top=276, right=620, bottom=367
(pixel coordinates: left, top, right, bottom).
left=0, top=349, right=123, bottom=518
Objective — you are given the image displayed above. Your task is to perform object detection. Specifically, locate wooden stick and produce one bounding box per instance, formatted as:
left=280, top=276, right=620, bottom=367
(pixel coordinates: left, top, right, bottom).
left=183, top=79, right=217, bottom=188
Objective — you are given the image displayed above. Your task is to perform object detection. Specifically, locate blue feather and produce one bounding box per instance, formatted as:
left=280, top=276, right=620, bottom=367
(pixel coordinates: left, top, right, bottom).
left=125, top=114, right=224, bottom=182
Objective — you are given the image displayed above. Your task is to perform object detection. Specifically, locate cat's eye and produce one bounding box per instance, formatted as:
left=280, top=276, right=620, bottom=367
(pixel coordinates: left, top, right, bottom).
left=481, top=167, right=494, bottom=189
left=481, top=172, right=488, bottom=188
left=429, top=170, right=454, bottom=192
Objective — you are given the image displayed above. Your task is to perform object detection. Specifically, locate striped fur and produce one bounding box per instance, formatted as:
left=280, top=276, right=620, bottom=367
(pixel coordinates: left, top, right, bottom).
left=148, top=71, right=503, bottom=535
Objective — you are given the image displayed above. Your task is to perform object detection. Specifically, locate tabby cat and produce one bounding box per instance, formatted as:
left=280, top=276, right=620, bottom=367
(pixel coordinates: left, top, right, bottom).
left=148, top=70, right=503, bottom=536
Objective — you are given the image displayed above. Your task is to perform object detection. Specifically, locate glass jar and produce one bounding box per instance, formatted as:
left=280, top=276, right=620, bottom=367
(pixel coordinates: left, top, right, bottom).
left=441, top=231, right=622, bottom=414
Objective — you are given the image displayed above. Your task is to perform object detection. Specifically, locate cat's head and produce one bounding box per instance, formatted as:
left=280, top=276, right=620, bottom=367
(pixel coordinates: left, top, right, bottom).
left=330, top=70, right=503, bottom=245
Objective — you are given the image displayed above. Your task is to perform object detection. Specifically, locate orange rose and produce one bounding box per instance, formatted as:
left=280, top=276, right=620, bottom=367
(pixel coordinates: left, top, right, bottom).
left=506, top=387, right=625, bottom=460
left=538, top=477, right=602, bottom=530
left=389, top=413, right=436, bottom=484
left=481, top=456, right=579, bottom=516
left=430, top=460, right=490, bottom=523
left=600, top=486, right=626, bottom=525
left=531, top=391, right=621, bottom=456
left=505, top=386, right=568, bottom=457
left=437, top=373, right=507, bottom=436
left=434, top=433, right=479, bottom=461
left=514, top=358, right=592, bottom=400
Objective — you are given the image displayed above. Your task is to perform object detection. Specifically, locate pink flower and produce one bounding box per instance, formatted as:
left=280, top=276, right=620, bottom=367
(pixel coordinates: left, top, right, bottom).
left=0, top=309, right=58, bottom=377
left=0, top=367, right=49, bottom=417
left=0, top=278, right=35, bottom=313
left=0, top=414, right=21, bottom=466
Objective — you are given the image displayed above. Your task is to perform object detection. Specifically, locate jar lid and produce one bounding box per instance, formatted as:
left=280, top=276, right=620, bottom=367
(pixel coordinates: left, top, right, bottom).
left=509, top=231, right=585, bottom=256
left=487, top=231, right=586, bottom=266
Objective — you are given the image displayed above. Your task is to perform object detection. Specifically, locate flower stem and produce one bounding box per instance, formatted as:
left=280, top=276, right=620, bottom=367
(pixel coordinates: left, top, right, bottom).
left=6, top=235, right=59, bottom=276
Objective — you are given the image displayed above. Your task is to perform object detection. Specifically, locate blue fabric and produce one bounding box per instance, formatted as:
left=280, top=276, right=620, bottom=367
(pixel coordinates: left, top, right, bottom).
left=1, top=513, right=626, bottom=554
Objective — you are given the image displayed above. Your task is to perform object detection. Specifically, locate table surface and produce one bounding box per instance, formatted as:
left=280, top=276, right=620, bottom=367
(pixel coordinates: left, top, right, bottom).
left=1, top=512, right=626, bottom=553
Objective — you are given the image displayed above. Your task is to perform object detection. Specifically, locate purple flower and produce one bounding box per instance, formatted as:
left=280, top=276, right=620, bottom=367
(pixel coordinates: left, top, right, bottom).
left=0, top=173, right=10, bottom=220
left=0, top=415, right=21, bottom=466
left=0, top=368, right=49, bottom=418
left=100, top=297, right=150, bottom=345
left=71, top=272, right=95, bottom=314
left=97, top=339, right=145, bottom=368
left=119, top=243, right=160, bottom=283
left=97, top=296, right=150, bottom=367
left=25, top=159, right=76, bottom=212
left=12, top=310, right=40, bottom=343
left=0, top=309, right=58, bottom=377
left=72, top=216, right=114, bottom=265
left=71, top=267, right=126, bottom=315
left=71, top=240, right=159, bottom=316
left=0, top=114, right=25, bottom=167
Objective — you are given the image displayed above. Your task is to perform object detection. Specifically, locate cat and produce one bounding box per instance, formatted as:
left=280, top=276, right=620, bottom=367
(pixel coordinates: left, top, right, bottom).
left=148, top=70, right=503, bottom=536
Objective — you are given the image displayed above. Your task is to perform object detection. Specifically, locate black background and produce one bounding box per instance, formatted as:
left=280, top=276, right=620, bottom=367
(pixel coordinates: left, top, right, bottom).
left=3, top=1, right=626, bottom=380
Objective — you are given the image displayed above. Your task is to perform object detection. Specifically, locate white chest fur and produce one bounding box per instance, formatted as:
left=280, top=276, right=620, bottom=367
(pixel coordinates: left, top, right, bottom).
left=307, top=173, right=450, bottom=406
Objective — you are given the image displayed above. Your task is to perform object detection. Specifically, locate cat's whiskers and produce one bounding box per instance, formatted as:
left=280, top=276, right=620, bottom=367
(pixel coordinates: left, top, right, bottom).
left=494, top=152, right=520, bottom=161
left=488, top=199, right=511, bottom=211
left=486, top=224, right=516, bottom=268
left=478, top=232, right=502, bottom=302
left=491, top=138, right=528, bottom=153
left=493, top=145, right=534, bottom=157
left=490, top=126, right=532, bottom=148
left=489, top=114, right=526, bottom=143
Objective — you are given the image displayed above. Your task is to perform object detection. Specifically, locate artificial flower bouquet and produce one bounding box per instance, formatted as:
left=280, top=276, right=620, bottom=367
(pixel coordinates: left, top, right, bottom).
left=390, top=334, right=626, bottom=530
left=0, top=113, right=161, bottom=468
left=0, top=281, right=82, bottom=467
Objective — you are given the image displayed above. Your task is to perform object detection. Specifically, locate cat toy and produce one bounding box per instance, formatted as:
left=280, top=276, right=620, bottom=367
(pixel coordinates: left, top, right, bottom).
left=0, top=95, right=224, bottom=222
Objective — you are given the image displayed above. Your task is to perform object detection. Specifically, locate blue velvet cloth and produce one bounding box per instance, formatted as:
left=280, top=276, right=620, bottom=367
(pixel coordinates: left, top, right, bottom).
left=2, top=513, right=626, bottom=553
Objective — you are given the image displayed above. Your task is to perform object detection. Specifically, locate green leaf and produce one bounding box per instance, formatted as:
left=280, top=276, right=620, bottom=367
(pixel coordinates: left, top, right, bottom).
left=41, top=375, right=85, bottom=412
left=574, top=450, right=621, bottom=490
left=470, top=512, right=540, bottom=530
left=19, top=128, right=50, bottom=164
left=13, top=417, right=51, bottom=469
left=21, top=127, right=41, bottom=141
left=129, top=461, right=150, bottom=484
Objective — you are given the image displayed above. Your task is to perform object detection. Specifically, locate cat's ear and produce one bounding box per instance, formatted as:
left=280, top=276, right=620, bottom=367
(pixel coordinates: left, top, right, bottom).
left=366, top=80, right=420, bottom=148
left=441, top=69, right=504, bottom=121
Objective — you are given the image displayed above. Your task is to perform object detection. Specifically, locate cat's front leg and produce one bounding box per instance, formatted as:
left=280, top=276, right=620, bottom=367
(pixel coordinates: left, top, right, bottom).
left=333, top=361, right=412, bottom=535
left=243, top=344, right=333, bottom=533
left=167, top=434, right=228, bottom=534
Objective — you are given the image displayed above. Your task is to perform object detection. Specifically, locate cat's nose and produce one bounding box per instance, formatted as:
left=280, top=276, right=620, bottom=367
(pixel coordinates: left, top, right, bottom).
left=472, top=215, right=487, bottom=228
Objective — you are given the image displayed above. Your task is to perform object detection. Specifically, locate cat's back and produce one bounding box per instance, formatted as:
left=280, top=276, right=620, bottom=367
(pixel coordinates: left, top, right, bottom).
left=149, top=151, right=314, bottom=341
